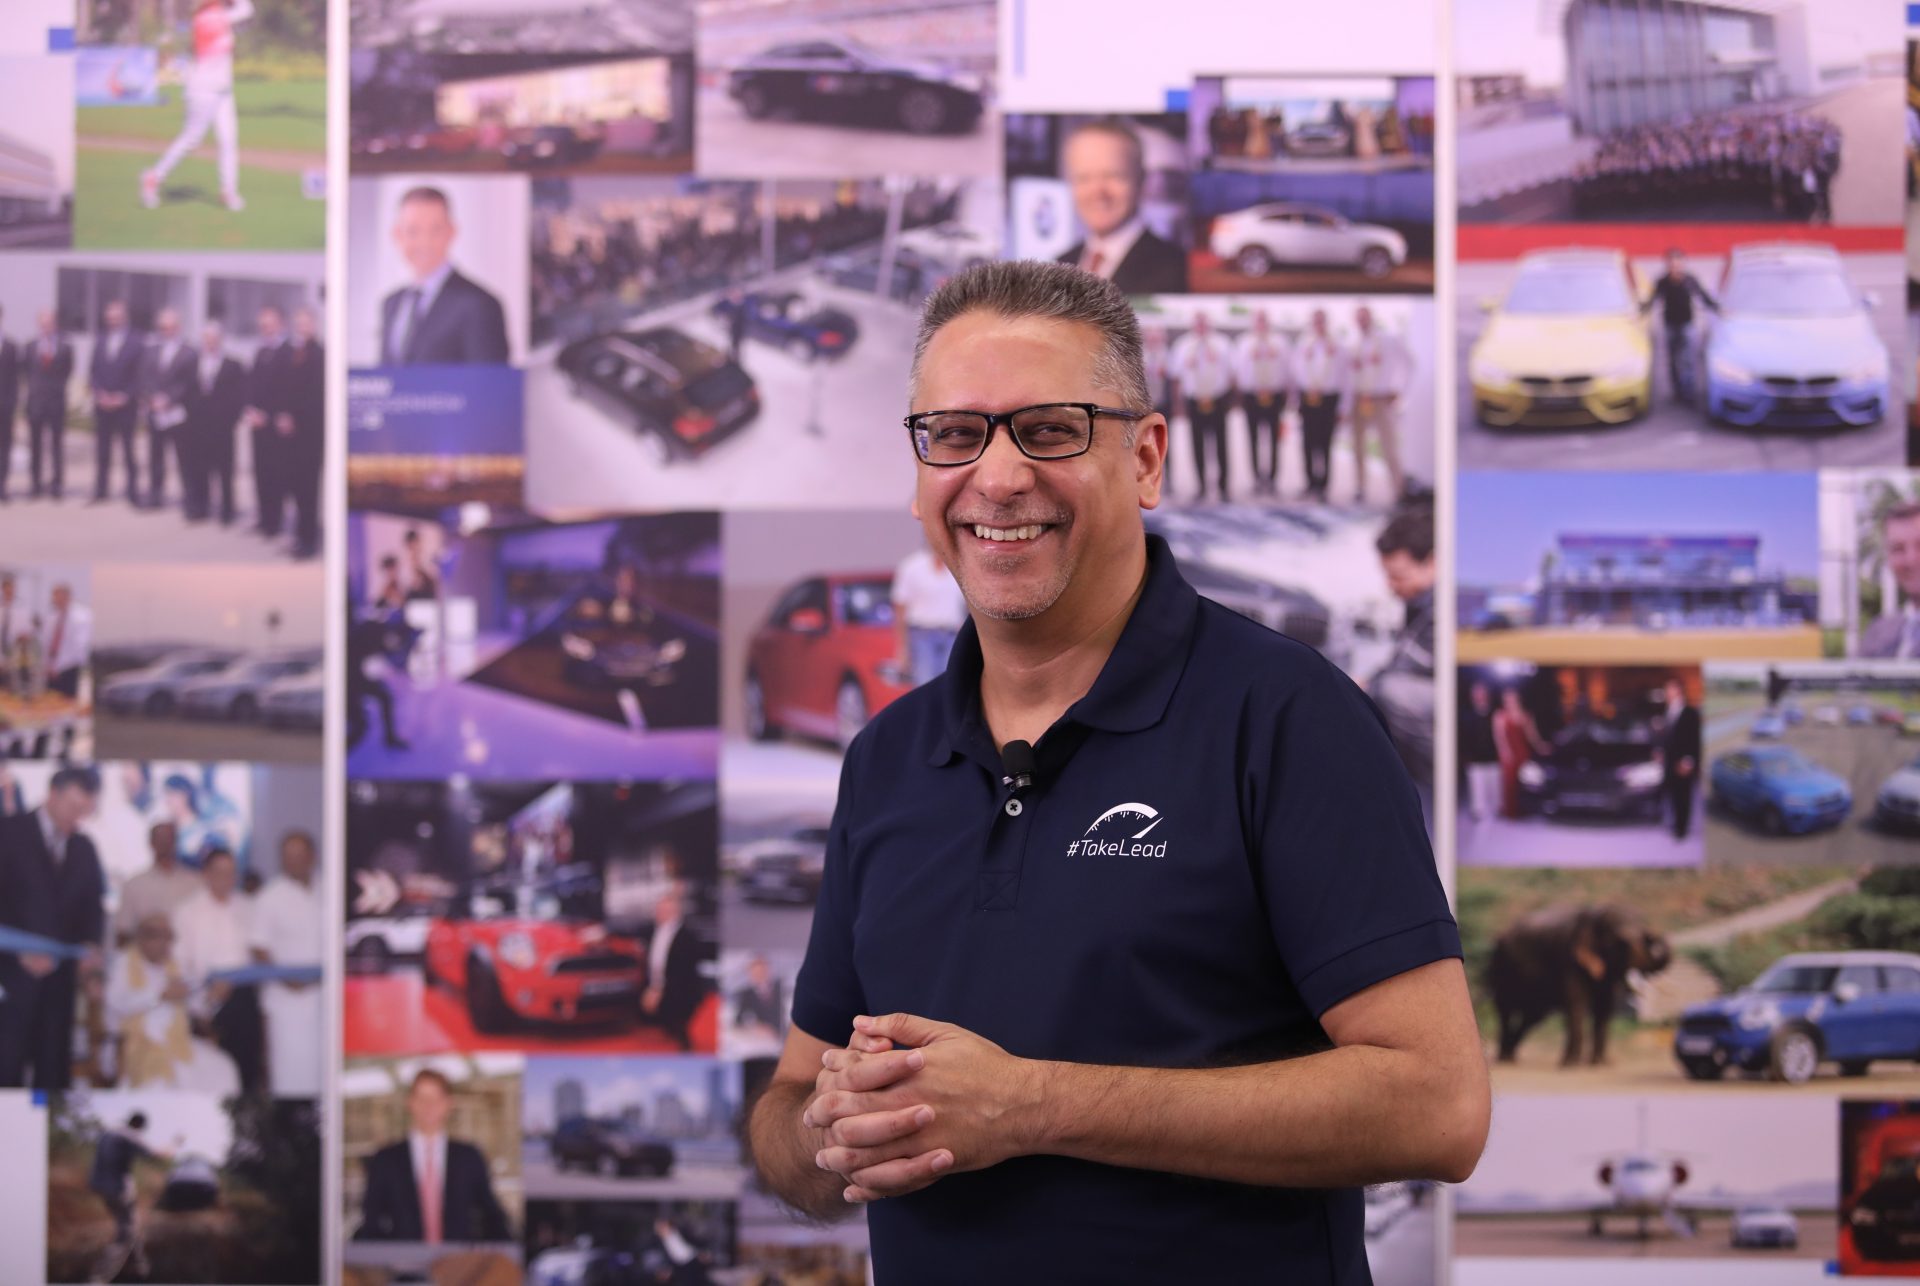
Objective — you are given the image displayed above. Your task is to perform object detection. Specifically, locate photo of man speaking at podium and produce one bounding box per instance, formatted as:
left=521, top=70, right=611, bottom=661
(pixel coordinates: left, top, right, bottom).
left=356, top=1067, right=513, bottom=1244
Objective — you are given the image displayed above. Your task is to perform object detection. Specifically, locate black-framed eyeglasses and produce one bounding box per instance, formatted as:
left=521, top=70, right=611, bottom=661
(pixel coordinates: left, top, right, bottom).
left=904, top=402, right=1147, bottom=466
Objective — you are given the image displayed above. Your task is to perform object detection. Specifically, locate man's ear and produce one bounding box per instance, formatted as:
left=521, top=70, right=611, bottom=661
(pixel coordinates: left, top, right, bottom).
left=1136, top=415, right=1167, bottom=511
left=909, top=491, right=921, bottom=520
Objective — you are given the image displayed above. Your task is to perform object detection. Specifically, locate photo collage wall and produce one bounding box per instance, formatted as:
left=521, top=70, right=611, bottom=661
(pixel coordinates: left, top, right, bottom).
left=2, top=0, right=1918, bottom=1283
left=1, top=0, right=329, bottom=1282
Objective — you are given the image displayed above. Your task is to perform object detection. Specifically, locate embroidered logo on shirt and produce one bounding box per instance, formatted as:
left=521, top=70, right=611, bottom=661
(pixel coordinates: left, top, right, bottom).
left=1068, top=802, right=1167, bottom=857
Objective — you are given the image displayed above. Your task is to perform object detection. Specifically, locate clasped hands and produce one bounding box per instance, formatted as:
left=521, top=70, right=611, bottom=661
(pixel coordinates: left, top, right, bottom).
left=802, top=1013, right=1040, bottom=1205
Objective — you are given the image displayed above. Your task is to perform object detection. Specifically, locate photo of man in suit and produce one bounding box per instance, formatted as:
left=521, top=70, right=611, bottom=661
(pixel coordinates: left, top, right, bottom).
left=0, top=305, right=20, bottom=504
left=380, top=187, right=512, bottom=366
left=280, top=307, right=324, bottom=559
left=137, top=307, right=195, bottom=512
left=1658, top=677, right=1701, bottom=842
left=1053, top=118, right=1188, bottom=295
left=0, top=765, right=105, bottom=1089
left=355, top=1068, right=512, bottom=1243
left=25, top=310, right=73, bottom=501
left=1861, top=502, right=1920, bottom=658
left=89, top=300, right=145, bottom=507
left=640, top=889, right=704, bottom=1052
left=183, top=321, right=247, bottom=525
left=245, top=305, right=289, bottom=538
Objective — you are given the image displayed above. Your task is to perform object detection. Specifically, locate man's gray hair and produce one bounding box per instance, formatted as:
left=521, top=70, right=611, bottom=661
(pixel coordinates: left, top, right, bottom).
left=909, top=260, right=1154, bottom=439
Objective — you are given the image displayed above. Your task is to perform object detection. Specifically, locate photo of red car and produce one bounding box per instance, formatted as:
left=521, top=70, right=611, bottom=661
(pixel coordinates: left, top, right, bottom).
left=423, top=880, right=647, bottom=1033
left=743, top=572, right=912, bottom=749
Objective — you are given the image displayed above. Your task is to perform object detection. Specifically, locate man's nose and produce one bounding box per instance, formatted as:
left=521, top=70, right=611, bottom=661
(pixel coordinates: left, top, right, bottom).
left=970, top=423, right=1037, bottom=498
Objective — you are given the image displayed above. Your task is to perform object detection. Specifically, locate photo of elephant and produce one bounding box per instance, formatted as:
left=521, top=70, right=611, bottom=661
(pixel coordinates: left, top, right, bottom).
left=1488, top=903, right=1672, bottom=1068
left=1462, top=864, right=1920, bottom=1093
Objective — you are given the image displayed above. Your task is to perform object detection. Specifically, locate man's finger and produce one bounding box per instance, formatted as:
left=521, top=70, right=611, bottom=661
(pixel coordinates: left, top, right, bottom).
left=816, top=1130, right=930, bottom=1178
left=849, top=1031, right=893, bottom=1054
left=844, top=1149, right=955, bottom=1201
left=817, top=1047, right=923, bottom=1094
left=825, top=1104, right=932, bottom=1150
left=854, top=1011, right=948, bottom=1047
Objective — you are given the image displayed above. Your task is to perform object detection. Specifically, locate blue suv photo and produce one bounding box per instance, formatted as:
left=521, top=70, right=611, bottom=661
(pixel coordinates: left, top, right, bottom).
left=1673, top=951, right=1920, bottom=1084
left=1708, top=745, right=1852, bottom=835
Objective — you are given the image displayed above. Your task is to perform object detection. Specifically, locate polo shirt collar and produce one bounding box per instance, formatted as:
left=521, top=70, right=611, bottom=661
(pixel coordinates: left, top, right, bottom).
left=927, top=534, right=1200, bottom=766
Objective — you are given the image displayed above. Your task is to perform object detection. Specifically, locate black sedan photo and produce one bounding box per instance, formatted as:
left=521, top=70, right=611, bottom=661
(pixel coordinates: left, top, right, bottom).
left=711, top=290, right=860, bottom=359
left=557, top=327, right=760, bottom=461
left=726, top=37, right=985, bottom=135
left=1515, top=718, right=1665, bottom=822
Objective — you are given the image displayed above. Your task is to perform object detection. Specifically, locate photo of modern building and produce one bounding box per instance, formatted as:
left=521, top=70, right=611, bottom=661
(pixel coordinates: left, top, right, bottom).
left=1457, top=0, right=1902, bottom=224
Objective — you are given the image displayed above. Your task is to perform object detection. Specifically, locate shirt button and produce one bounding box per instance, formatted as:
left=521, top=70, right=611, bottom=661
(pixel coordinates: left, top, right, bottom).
left=1004, top=797, right=1023, bottom=817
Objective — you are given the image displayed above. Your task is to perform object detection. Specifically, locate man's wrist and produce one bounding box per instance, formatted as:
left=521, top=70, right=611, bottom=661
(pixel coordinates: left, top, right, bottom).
left=1012, top=1058, right=1073, bottom=1156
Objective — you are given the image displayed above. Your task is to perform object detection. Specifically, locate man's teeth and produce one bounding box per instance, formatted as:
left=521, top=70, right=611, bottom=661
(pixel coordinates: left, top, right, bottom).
left=972, top=524, right=1046, bottom=542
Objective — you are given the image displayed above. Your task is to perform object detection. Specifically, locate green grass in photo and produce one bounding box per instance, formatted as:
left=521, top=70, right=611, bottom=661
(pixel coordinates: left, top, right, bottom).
left=77, top=79, right=326, bottom=154
left=74, top=147, right=322, bottom=250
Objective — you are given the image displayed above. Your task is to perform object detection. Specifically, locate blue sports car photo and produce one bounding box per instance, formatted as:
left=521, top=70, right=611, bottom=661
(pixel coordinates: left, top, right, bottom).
left=712, top=290, right=861, bottom=359
left=1708, top=744, right=1851, bottom=835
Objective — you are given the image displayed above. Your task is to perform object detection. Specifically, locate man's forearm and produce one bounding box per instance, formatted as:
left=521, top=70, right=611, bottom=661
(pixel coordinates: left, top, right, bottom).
left=748, top=1079, right=857, bottom=1221
left=1021, top=1042, right=1485, bottom=1189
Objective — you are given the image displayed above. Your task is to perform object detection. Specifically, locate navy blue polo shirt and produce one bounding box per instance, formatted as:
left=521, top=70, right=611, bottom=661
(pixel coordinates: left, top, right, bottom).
left=791, top=534, right=1460, bottom=1285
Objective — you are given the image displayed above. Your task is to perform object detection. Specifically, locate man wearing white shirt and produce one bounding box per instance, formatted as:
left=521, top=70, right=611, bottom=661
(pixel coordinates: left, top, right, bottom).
left=1231, top=311, right=1290, bottom=498
left=248, top=829, right=321, bottom=1096
left=114, top=823, right=201, bottom=946
left=1167, top=313, right=1235, bottom=503
left=105, top=913, right=239, bottom=1093
left=1861, top=503, right=1920, bottom=657
left=1289, top=309, right=1349, bottom=502
left=1347, top=306, right=1412, bottom=506
left=171, top=847, right=263, bottom=1093
left=43, top=582, right=90, bottom=700
left=892, top=543, right=968, bottom=686
left=1052, top=119, right=1188, bottom=295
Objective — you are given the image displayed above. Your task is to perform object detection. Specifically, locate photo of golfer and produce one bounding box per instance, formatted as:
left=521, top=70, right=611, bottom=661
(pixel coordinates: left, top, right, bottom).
left=141, top=0, right=254, bottom=214
left=75, top=0, right=325, bottom=250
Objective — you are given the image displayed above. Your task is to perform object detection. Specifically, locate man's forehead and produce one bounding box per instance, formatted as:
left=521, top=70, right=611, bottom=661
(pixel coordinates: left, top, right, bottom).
left=916, top=313, right=1106, bottom=407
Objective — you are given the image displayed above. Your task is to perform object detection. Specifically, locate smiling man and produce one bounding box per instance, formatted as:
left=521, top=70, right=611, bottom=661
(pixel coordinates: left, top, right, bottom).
left=1052, top=118, right=1188, bottom=295
left=745, top=260, right=1487, bottom=1283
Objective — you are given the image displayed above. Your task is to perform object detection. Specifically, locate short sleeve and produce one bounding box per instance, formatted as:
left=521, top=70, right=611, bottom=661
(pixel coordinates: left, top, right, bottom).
left=1253, top=654, right=1461, bottom=1020
left=789, top=742, right=869, bottom=1043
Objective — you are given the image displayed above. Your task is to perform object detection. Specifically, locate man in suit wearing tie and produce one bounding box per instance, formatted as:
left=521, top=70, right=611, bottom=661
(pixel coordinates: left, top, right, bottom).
left=640, top=889, right=706, bottom=1051
left=183, top=321, right=246, bottom=524
left=1658, top=677, right=1702, bottom=842
left=0, top=574, right=17, bottom=695
left=43, top=582, right=90, bottom=699
left=1052, top=119, right=1188, bottom=296
left=89, top=300, right=145, bottom=507
left=1860, top=503, right=1920, bottom=657
left=245, top=305, right=290, bottom=537
left=355, top=1068, right=511, bottom=1243
left=280, top=307, right=324, bottom=558
left=137, top=307, right=196, bottom=511
left=25, top=310, right=74, bottom=500
left=380, top=187, right=512, bottom=365
left=0, top=766, right=105, bottom=1088
left=0, top=305, right=20, bottom=504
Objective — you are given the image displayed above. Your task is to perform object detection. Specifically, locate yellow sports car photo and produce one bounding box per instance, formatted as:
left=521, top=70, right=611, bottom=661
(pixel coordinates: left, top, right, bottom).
left=1470, top=248, right=1652, bottom=428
